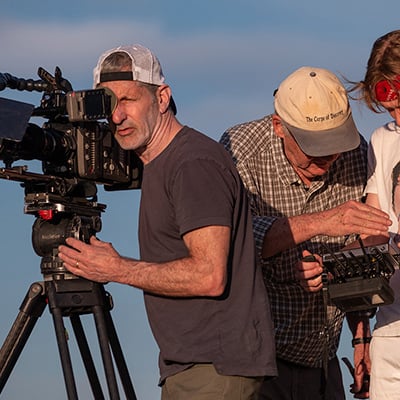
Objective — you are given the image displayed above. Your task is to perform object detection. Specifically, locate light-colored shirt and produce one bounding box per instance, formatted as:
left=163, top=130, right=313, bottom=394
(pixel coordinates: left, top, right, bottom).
left=364, top=121, right=400, bottom=335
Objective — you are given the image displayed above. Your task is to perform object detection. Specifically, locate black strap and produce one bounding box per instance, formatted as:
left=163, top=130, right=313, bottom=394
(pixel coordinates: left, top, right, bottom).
left=321, top=267, right=329, bottom=383
left=100, top=71, right=134, bottom=82
left=320, top=265, right=330, bottom=400
left=352, top=337, right=371, bottom=347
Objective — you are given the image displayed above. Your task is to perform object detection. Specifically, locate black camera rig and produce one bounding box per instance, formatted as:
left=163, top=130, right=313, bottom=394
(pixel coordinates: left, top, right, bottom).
left=0, top=68, right=139, bottom=398
left=0, top=66, right=142, bottom=193
left=322, top=240, right=399, bottom=313
left=0, top=66, right=144, bottom=276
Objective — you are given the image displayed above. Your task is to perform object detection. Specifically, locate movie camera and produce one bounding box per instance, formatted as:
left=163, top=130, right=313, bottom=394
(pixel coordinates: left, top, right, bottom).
left=0, top=66, right=142, bottom=194
left=322, top=239, right=399, bottom=313
left=0, top=66, right=143, bottom=274
left=0, top=67, right=139, bottom=398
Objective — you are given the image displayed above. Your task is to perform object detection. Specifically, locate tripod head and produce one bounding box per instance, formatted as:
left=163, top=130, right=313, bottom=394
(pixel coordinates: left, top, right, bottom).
left=0, top=166, right=105, bottom=280
left=29, top=190, right=104, bottom=279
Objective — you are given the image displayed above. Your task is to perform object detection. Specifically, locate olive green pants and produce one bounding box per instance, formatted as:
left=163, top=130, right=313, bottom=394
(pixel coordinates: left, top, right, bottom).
left=161, top=363, right=264, bottom=400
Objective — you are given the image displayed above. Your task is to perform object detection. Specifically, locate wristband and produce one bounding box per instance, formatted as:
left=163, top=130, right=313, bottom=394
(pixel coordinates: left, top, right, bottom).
left=351, top=337, right=371, bottom=347
left=347, top=308, right=377, bottom=319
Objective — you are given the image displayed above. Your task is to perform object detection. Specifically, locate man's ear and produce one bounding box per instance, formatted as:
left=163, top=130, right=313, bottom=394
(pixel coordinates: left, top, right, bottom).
left=272, top=114, right=286, bottom=139
left=158, top=85, right=172, bottom=114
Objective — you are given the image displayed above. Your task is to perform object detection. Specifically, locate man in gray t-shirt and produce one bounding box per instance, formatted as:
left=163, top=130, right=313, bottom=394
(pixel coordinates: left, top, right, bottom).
left=58, top=44, right=277, bottom=399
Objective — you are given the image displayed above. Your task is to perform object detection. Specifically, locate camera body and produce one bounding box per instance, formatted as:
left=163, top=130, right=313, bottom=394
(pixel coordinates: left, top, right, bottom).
left=37, top=119, right=138, bottom=188
left=0, top=67, right=142, bottom=194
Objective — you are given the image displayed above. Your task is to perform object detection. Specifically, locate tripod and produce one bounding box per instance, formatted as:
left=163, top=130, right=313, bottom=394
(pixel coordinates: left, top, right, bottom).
left=0, top=269, right=137, bottom=400
left=0, top=181, right=137, bottom=399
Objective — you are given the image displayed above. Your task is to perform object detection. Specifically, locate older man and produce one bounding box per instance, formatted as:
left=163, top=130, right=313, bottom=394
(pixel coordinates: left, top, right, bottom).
left=220, top=66, right=391, bottom=400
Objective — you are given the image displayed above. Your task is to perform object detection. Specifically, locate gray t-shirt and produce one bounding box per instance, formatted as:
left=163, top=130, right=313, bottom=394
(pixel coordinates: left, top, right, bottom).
left=139, top=126, right=277, bottom=383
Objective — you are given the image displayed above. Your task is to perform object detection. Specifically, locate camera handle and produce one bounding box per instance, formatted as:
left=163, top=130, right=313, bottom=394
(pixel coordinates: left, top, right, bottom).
left=0, top=277, right=137, bottom=400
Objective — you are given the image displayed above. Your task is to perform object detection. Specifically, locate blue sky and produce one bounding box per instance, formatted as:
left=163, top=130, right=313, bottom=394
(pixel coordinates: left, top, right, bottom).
left=0, top=2, right=399, bottom=399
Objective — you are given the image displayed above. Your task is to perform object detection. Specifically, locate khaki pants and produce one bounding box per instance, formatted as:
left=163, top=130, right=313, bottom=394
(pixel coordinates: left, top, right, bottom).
left=161, top=363, right=264, bottom=400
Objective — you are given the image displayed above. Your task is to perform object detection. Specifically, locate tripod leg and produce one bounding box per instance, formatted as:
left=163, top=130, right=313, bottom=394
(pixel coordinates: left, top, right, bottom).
left=50, top=306, right=79, bottom=400
left=0, top=282, right=47, bottom=393
left=103, top=307, right=137, bottom=400
left=70, top=314, right=105, bottom=400
left=93, top=305, right=121, bottom=400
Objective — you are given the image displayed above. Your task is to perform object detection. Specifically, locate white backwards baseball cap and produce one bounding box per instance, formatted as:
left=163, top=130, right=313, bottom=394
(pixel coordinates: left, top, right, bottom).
left=93, top=44, right=176, bottom=114
left=274, top=66, right=360, bottom=156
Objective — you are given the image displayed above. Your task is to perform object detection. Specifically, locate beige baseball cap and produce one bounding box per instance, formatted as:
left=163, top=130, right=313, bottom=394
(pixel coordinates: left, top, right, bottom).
left=274, top=66, right=360, bottom=156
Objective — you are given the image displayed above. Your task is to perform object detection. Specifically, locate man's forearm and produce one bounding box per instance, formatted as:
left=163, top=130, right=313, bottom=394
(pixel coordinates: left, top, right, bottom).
left=346, top=311, right=371, bottom=338
left=262, top=214, right=322, bottom=258
left=261, top=200, right=391, bottom=258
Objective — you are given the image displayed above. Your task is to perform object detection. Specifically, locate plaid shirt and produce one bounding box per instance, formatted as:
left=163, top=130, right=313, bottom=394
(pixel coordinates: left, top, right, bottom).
left=220, top=115, right=368, bottom=367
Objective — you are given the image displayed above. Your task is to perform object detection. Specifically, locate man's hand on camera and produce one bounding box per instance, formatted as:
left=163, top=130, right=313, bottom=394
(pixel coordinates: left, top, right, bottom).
left=58, top=236, right=122, bottom=283
left=296, top=250, right=325, bottom=292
